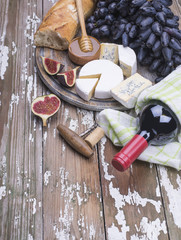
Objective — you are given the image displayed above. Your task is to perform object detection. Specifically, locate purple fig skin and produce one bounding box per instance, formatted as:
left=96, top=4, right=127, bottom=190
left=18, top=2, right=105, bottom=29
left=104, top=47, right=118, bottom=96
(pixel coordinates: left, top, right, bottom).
left=41, top=56, right=64, bottom=75
left=56, top=67, right=79, bottom=87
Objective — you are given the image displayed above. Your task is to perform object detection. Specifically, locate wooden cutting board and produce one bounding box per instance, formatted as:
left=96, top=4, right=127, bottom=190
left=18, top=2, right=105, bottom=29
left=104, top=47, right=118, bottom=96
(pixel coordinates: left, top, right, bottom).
left=35, top=47, right=127, bottom=111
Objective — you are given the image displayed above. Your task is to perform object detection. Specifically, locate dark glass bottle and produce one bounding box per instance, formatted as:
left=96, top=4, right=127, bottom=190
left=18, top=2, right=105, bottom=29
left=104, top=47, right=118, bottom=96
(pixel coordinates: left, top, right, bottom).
left=112, top=101, right=180, bottom=172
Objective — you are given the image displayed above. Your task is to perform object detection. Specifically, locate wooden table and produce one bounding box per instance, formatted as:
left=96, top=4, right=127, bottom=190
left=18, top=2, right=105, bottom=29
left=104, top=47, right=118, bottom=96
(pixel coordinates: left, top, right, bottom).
left=0, top=1, right=181, bottom=239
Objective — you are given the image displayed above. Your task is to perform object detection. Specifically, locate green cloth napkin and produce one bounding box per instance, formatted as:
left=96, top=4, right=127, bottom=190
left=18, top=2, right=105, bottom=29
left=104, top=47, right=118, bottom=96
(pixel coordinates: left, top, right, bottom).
left=97, top=66, right=181, bottom=170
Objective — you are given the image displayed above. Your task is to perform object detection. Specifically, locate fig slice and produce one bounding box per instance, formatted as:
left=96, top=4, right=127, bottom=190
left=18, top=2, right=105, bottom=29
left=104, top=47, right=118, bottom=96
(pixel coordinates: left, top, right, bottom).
left=41, top=56, right=64, bottom=75
left=31, top=94, right=61, bottom=126
left=56, top=67, right=80, bottom=87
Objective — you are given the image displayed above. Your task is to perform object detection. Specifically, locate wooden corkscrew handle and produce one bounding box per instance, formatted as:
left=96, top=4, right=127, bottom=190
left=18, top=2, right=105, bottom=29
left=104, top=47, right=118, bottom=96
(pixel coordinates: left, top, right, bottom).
left=57, top=124, right=105, bottom=158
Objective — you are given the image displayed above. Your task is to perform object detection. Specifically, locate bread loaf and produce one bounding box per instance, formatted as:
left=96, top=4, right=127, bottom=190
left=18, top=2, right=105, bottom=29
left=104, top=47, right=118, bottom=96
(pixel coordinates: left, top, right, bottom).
left=34, top=0, right=96, bottom=50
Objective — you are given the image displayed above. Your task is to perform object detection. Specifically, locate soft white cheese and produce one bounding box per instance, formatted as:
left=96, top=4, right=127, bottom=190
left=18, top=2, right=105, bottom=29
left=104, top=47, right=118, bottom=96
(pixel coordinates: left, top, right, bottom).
left=79, top=59, right=124, bottom=99
left=99, top=43, right=119, bottom=64
left=75, top=77, right=99, bottom=101
left=110, top=73, right=152, bottom=109
left=118, top=45, right=137, bottom=77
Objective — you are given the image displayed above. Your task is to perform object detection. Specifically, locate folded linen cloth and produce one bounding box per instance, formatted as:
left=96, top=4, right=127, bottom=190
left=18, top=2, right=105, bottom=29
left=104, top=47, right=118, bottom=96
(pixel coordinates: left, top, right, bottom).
left=97, top=66, right=181, bottom=170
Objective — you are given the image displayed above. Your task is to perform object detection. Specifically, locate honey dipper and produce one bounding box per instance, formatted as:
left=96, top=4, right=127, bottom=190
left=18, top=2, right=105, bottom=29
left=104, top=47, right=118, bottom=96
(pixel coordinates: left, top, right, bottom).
left=68, top=0, right=100, bottom=65
left=76, top=0, right=93, bottom=52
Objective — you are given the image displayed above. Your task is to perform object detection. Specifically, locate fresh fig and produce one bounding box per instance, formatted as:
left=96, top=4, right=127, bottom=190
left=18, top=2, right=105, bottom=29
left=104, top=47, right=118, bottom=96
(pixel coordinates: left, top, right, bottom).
left=56, top=67, right=79, bottom=87
left=41, top=56, right=64, bottom=75
left=31, top=94, right=61, bottom=126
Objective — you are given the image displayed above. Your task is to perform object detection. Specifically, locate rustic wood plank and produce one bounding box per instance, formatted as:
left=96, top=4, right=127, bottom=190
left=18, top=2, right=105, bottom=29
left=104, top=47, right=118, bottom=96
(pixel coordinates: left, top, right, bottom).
left=40, top=3, right=105, bottom=239
left=97, top=136, right=169, bottom=240
left=0, top=0, right=43, bottom=239
left=157, top=166, right=181, bottom=240
left=42, top=101, right=105, bottom=239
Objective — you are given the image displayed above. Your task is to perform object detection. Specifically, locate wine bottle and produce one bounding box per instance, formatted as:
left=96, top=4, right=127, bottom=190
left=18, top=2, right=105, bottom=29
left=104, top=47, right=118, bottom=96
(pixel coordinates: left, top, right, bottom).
left=112, top=100, right=180, bottom=172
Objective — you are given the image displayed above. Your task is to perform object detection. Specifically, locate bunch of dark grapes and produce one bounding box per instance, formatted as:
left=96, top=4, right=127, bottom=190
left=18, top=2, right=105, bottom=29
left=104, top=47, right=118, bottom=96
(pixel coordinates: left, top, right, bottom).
left=86, top=0, right=181, bottom=83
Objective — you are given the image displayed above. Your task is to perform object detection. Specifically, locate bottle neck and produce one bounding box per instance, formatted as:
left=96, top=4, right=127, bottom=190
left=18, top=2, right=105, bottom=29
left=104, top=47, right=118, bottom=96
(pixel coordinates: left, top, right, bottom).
left=112, top=134, right=148, bottom=171
left=137, top=129, right=156, bottom=143
left=112, top=129, right=156, bottom=172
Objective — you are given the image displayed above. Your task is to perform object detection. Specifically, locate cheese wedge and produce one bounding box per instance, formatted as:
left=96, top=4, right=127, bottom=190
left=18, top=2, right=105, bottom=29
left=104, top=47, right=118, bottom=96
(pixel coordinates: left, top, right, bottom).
left=118, top=45, right=137, bottom=77
left=75, top=78, right=99, bottom=101
left=79, top=59, right=124, bottom=99
left=78, top=74, right=101, bottom=79
left=110, top=73, right=152, bottom=109
left=99, top=43, right=119, bottom=64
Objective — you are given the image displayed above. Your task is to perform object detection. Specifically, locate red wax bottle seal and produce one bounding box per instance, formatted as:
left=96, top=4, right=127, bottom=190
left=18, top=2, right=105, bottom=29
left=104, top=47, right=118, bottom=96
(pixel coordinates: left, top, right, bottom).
left=112, top=134, right=148, bottom=171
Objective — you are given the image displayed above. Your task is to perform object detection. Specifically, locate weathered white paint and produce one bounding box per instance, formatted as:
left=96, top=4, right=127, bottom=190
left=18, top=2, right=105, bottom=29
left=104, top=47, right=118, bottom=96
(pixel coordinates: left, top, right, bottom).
left=12, top=41, right=17, bottom=55
left=69, top=119, right=78, bottom=132
left=0, top=186, right=6, bottom=200
left=100, top=137, right=114, bottom=181
left=132, top=217, right=167, bottom=240
left=24, top=13, right=40, bottom=45
left=77, top=109, right=94, bottom=128
left=159, top=166, right=181, bottom=228
left=44, top=171, right=51, bottom=186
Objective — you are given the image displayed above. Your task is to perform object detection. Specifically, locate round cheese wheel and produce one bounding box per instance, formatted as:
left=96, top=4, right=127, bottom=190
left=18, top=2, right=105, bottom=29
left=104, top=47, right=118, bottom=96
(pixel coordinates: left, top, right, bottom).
left=79, top=59, right=124, bottom=99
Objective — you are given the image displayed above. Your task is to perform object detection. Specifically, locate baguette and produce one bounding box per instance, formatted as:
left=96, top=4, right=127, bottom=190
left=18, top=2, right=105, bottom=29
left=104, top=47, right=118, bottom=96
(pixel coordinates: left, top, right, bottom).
left=34, top=0, right=96, bottom=50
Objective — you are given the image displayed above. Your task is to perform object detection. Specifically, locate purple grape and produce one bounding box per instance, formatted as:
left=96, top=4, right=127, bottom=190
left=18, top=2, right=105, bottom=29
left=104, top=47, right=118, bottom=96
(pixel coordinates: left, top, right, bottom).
left=173, top=55, right=181, bottom=66
left=98, top=7, right=109, bottom=18
left=166, top=18, right=179, bottom=28
left=86, top=23, right=95, bottom=34
left=169, top=38, right=181, bottom=51
left=108, top=2, right=117, bottom=14
left=99, top=25, right=110, bottom=37
left=149, top=58, right=163, bottom=72
left=162, top=47, right=173, bottom=62
left=125, top=23, right=132, bottom=33
left=139, top=28, right=152, bottom=41
left=161, top=32, right=170, bottom=47
left=140, top=17, right=154, bottom=29
left=129, top=25, right=138, bottom=38
left=164, top=27, right=181, bottom=40
left=141, top=7, right=157, bottom=17
left=137, top=47, right=148, bottom=62
left=96, top=19, right=106, bottom=27
left=131, top=0, right=147, bottom=8
left=156, top=12, right=166, bottom=25
left=105, top=14, right=115, bottom=25
left=87, top=16, right=96, bottom=23
left=161, top=65, right=172, bottom=77
left=159, top=0, right=172, bottom=6
left=97, top=1, right=107, bottom=8
left=122, top=32, right=129, bottom=47
left=91, top=28, right=100, bottom=38
left=152, top=0, right=162, bottom=11
left=129, top=39, right=142, bottom=49
left=146, top=33, right=156, bottom=48
left=152, top=22, right=163, bottom=36
left=152, top=40, right=162, bottom=52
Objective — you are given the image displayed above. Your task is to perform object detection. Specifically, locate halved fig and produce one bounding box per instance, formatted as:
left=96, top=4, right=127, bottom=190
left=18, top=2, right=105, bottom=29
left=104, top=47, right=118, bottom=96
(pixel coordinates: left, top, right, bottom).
left=31, top=94, right=61, bottom=126
left=56, top=67, right=80, bottom=87
left=41, top=56, right=64, bottom=75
